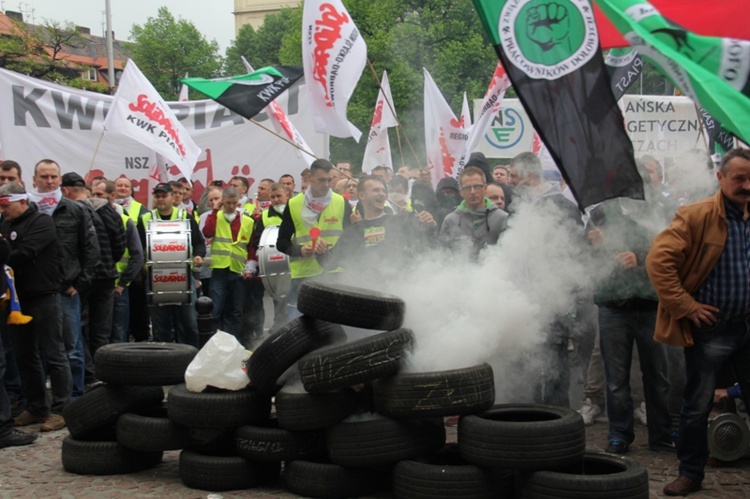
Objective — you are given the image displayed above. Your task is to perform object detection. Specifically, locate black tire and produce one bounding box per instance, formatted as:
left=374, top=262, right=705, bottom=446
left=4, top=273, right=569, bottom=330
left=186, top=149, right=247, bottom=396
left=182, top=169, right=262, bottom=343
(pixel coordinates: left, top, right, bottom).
left=94, top=342, right=198, bottom=386
left=63, top=385, right=165, bottom=439
left=325, top=415, right=445, bottom=466
left=458, top=404, right=585, bottom=471
left=393, top=444, right=514, bottom=499
left=522, top=452, right=649, bottom=499
left=284, top=460, right=389, bottom=499
left=187, top=427, right=237, bottom=456
left=179, top=449, right=280, bottom=492
left=62, top=436, right=163, bottom=475
left=299, top=328, right=415, bottom=393
left=373, top=364, right=495, bottom=418
left=235, top=423, right=326, bottom=462
left=297, top=281, right=405, bottom=330
left=275, top=388, right=358, bottom=430
left=167, top=384, right=270, bottom=428
left=247, top=317, right=346, bottom=395
left=116, top=412, right=188, bottom=452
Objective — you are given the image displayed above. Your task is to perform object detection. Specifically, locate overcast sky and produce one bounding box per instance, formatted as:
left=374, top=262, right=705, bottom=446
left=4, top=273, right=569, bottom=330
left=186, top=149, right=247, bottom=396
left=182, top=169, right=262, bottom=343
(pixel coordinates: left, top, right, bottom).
left=8, top=0, right=236, bottom=51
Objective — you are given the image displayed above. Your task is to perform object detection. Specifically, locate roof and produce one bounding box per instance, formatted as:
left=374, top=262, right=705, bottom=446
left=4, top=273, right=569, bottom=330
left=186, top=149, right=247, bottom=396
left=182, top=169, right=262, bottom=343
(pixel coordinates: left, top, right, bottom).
left=0, top=11, right=128, bottom=83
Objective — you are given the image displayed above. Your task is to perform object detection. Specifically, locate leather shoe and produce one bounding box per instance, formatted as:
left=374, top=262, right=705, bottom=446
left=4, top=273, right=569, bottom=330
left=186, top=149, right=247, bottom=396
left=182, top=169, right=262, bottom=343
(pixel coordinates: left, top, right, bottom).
left=663, top=475, right=702, bottom=496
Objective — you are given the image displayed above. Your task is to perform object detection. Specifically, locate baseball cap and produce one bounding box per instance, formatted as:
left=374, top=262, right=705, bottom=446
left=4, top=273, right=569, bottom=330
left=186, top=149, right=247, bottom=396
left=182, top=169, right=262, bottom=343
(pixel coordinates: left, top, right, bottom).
left=61, top=172, right=86, bottom=188
left=153, top=182, right=172, bottom=194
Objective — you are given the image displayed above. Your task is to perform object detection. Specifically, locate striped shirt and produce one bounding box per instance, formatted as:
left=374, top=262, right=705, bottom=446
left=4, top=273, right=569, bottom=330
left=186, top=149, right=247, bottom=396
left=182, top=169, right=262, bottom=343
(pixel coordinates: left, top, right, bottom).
left=694, top=199, right=750, bottom=318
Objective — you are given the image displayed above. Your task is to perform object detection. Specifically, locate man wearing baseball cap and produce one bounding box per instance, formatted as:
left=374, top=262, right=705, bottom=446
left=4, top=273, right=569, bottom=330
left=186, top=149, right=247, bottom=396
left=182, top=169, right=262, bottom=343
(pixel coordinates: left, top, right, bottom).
left=138, top=182, right=205, bottom=347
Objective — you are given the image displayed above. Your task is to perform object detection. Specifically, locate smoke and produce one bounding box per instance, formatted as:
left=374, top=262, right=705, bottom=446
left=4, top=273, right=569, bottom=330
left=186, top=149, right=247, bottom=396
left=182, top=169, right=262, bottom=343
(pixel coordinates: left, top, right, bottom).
left=329, top=197, right=610, bottom=402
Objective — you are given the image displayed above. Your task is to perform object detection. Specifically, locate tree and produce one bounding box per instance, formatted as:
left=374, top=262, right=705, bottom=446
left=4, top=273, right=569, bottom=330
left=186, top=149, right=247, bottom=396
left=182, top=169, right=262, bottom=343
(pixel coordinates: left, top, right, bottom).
left=129, top=7, right=223, bottom=100
left=225, top=8, right=297, bottom=74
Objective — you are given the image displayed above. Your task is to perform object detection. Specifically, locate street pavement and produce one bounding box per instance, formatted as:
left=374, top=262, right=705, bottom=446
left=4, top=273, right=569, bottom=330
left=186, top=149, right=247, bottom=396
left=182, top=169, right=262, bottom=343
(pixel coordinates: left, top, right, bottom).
left=1, top=415, right=749, bottom=498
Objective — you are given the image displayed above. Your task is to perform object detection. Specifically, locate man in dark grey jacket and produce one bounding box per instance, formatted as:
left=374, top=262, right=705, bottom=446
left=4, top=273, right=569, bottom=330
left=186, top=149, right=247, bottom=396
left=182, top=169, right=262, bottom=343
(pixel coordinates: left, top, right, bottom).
left=32, top=160, right=99, bottom=398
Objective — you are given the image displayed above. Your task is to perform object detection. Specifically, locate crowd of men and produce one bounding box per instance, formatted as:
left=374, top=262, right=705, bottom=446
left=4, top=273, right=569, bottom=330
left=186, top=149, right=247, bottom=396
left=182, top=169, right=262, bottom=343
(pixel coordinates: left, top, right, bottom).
left=0, top=148, right=749, bottom=497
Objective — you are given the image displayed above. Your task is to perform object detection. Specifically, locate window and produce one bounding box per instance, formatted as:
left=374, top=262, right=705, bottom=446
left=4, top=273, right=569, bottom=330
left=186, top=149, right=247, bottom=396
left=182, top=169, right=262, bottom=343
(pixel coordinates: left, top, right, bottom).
left=82, top=68, right=97, bottom=81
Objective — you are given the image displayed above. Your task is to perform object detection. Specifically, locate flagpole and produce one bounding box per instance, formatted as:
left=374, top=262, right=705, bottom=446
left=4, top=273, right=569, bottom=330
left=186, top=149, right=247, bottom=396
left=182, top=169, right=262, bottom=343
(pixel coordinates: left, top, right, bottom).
left=395, top=126, right=405, bottom=167
left=87, top=130, right=106, bottom=175
left=366, top=58, right=423, bottom=169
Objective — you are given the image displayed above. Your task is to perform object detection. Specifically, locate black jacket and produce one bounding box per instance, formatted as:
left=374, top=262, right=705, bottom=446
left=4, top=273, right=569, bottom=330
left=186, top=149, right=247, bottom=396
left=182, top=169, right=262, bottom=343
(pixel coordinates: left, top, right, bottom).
left=51, top=197, right=101, bottom=294
left=0, top=204, right=61, bottom=300
left=77, top=198, right=127, bottom=280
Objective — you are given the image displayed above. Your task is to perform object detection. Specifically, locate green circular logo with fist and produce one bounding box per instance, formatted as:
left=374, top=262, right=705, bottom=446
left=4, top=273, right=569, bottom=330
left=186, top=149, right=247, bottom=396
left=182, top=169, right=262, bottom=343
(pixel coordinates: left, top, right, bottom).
left=499, top=0, right=598, bottom=80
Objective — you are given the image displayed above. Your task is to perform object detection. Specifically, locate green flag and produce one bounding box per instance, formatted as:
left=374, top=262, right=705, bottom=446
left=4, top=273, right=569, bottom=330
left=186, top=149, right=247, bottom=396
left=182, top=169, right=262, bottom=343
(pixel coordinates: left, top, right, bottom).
left=181, top=66, right=303, bottom=121
left=594, top=0, right=750, bottom=146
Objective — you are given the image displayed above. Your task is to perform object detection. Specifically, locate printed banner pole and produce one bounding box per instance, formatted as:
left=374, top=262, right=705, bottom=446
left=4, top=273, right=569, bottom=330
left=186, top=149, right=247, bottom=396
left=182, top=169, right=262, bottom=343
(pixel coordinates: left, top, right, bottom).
left=248, top=118, right=320, bottom=163
left=87, top=130, right=106, bottom=174
left=366, top=58, right=423, bottom=169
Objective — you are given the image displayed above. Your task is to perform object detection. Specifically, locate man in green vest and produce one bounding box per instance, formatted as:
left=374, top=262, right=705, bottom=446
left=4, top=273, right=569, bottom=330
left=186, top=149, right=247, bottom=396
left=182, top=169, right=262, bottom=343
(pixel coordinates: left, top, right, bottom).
left=277, top=159, right=352, bottom=321
left=201, top=186, right=254, bottom=341
left=114, top=176, right=149, bottom=342
left=138, top=182, right=206, bottom=347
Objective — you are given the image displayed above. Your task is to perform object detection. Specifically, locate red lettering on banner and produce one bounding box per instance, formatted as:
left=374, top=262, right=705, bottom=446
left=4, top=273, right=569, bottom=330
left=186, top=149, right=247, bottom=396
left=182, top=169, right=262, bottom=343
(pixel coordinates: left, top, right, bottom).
left=312, top=3, right=349, bottom=107
left=269, top=254, right=285, bottom=262
left=154, top=274, right=187, bottom=283
left=129, top=94, right=187, bottom=157
left=370, top=99, right=384, bottom=128
left=438, top=127, right=455, bottom=177
left=153, top=243, right=187, bottom=252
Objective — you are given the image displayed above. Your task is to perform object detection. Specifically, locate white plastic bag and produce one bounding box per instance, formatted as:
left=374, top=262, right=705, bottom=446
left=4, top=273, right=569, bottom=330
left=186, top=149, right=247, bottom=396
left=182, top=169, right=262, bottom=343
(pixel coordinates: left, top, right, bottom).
left=184, top=331, right=250, bottom=392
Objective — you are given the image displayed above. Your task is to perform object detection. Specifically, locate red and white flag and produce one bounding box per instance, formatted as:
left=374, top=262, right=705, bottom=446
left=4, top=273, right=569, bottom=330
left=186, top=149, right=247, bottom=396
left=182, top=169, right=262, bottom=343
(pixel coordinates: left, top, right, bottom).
left=103, top=60, right=200, bottom=182
left=362, top=71, right=398, bottom=173
left=242, top=56, right=316, bottom=167
left=465, top=62, right=510, bottom=156
left=423, top=68, right=469, bottom=187
left=302, top=0, right=367, bottom=142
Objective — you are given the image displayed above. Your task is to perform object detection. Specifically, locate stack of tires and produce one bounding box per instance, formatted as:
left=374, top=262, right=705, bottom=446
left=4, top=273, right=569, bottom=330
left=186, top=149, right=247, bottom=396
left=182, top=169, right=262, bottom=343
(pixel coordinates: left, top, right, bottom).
left=61, top=343, right=197, bottom=476
left=244, top=281, right=500, bottom=498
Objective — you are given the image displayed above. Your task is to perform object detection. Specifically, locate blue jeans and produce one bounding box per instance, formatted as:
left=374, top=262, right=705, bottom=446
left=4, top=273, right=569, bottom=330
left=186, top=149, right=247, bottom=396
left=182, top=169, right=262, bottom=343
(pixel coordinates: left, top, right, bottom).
left=678, top=318, right=750, bottom=481
left=61, top=293, right=85, bottom=399
left=209, top=268, right=245, bottom=339
left=599, top=306, right=673, bottom=446
left=111, top=286, right=130, bottom=343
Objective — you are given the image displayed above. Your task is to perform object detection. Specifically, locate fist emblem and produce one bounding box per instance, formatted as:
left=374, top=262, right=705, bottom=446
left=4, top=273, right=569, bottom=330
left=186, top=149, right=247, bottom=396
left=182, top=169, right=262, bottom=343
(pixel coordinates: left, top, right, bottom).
left=526, top=2, right=570, bottom=52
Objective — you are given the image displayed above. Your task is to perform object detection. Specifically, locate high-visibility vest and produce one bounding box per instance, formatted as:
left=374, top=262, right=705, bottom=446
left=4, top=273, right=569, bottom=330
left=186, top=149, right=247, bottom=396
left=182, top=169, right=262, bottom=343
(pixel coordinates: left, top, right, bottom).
left=210, top=212, right=254, bottom=274
left=261, top=208, right=282, bottom=228
left=141, top=208, right=187, bottom=225
left=288, top=193, right=345, bottom=279
left=127, top=199, right=144, bottom=225
left=242, top=202, right=256, bottom=215
left=115, top=213, right=130, bottom=287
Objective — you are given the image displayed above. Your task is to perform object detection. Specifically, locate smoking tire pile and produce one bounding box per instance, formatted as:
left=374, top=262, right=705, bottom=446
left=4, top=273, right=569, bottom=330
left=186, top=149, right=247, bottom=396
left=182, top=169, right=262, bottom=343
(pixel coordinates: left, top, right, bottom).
left=60, top=282, right=649, bottom=498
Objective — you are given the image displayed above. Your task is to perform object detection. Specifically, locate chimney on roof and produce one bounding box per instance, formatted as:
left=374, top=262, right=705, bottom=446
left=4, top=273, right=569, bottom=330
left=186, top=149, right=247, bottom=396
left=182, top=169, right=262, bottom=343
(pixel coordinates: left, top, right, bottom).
left=6, top=11, right=24, bottom=22
left=76, top=26, right=91, bottom=36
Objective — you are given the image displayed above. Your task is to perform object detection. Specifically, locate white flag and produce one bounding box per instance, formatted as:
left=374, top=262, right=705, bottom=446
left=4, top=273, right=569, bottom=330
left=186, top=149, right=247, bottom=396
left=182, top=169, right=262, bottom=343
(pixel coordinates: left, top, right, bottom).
left=362, top=71, right=398, bottom=173
left=103, top=60, right=200, bottom=182
left=242, top=56, right=316, bottom=167
left=302, top=0, right=367, bottom=142
left=465, top=62, right=510, bottom=157
left=423, top=68, right=469, bottom=187
left=461, top=92, right=472, bottom=133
